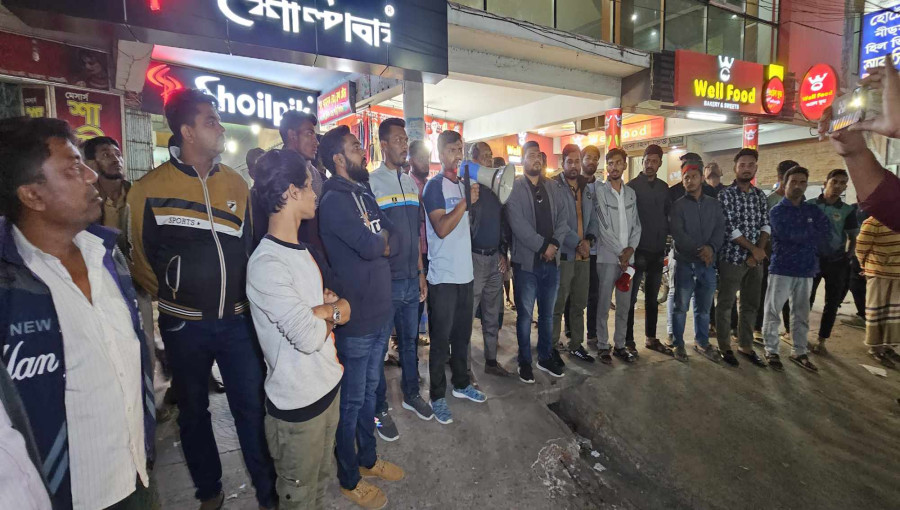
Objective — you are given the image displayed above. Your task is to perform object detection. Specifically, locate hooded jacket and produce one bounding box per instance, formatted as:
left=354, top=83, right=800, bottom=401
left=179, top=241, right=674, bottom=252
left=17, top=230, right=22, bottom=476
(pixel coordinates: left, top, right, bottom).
left=318, top=175, right=398, bottom=337
left=0, top=219, right=156, bottom=510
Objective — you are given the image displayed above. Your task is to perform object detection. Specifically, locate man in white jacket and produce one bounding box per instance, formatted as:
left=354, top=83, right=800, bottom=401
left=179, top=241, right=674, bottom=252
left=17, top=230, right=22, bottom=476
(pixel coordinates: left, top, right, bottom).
left=246, top=149, right=352, bottom=510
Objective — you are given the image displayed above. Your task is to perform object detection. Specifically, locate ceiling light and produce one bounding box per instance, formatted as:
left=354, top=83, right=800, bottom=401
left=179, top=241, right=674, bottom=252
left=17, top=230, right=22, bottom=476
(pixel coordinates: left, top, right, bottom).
left=651, top=30, right=657, bottom=36
left=250, top=124, right=261, bottom=135
left=671, top=145, right=679, bottom=149
left=687, top=111, right=728, bottom=122
left=631, top=14, right=637, bottom=21
left=731, top=14, right=737, bottom=19
left=226, top=140, right=238, bottom=153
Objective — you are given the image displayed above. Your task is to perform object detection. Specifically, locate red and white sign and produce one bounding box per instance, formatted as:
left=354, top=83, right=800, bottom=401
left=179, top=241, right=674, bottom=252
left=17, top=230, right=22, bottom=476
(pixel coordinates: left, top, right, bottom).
left=54, top=87, right=122, bottom=144
left=621, top=117, right=664, bottom=142
left=763, top=77, right=785, bottom=115
left=743, top=117, right=759, bottom=150
left=799, top=64, right=837, bottom=121
left=673, top=50, right=766, bottom=115
left=317, top=82, right=354, bottom=125
left=605, top=108, right=623, bottom=149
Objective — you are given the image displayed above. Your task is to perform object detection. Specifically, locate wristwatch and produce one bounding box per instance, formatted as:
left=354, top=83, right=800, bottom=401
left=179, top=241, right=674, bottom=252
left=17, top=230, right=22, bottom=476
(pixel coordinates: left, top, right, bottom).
left=331, top=303, right=341, bottom=323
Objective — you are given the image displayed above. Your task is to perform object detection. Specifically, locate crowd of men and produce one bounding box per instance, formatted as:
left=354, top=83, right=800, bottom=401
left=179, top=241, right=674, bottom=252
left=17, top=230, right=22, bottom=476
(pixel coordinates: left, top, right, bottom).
left=2, top=58, right=900, bottom=510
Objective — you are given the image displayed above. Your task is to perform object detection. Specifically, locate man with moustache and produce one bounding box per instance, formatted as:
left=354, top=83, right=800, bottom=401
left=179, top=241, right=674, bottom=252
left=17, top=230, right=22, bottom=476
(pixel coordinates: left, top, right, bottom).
left=594, top=148, right=642, bottom=364
left=84, top=137, right=129, bottom=242
left=422, top=130, right=486, bottom=424
left=369, top=118, right=433, bottom=437
left=467, top=141, right=512, bottom=378
left=317, top=126, right=405, bottom=508
left=552, top=144, right=599, bottom=363
left=506, top=141, right=571, bottom=381
left=128, top=89, right=276, bottom=509
left=279, top=111, right=326, bottom=257
left=1, top=117, right=158, bottom=509
left=581, top=145, right=603, bottom=349
left=715, top=148, right=770, bottom=368
left=625, top=144, right=671, bottom=357
left=763, top=166, right=830, bottom=372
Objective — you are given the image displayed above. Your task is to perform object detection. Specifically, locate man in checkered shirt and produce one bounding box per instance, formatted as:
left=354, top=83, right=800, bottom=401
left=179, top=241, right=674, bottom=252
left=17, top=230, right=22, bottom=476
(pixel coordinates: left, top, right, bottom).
left=715, top=148, right=770, bottom=368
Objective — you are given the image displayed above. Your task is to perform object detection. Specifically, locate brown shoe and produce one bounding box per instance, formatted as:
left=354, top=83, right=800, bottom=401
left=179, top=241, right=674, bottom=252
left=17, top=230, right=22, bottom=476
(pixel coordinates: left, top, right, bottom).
left=341, top=480, right=387, bottom=509
left=360, top=458, right=405, bottom=481
left=198, top=492, right=224, bottom=510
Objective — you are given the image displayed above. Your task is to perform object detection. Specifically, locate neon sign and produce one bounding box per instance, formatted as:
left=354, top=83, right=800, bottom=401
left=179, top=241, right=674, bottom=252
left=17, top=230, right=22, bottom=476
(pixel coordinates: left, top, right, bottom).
left=217, top=0, right=394, bottom=47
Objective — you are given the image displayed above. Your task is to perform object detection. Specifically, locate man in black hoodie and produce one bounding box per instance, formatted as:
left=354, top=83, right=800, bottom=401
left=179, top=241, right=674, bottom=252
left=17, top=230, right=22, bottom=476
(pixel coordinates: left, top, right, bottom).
left=317, top=126, right=405, bottom=508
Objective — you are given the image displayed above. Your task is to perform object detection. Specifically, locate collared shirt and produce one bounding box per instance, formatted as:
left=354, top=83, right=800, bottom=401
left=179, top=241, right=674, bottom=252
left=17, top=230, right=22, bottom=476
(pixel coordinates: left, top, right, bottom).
left=528, top=177, right=554, bottom=267
left=98, top=183, right=127, bottom=230
left=611, top=182, right=629, bottom=250
left=718, top=182, right=771, bottom=265
left=569, top=181, right=587, bottom=259
left=808, top=195, right=859, bottom=259
left=768, top=198, right=830, bottom=278
left=12, top=227, right=147, bottom=510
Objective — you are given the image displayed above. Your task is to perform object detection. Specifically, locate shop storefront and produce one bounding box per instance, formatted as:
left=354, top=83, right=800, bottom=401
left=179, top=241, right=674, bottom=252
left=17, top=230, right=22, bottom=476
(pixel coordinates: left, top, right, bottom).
left=0, top=30, right=123, bottom=146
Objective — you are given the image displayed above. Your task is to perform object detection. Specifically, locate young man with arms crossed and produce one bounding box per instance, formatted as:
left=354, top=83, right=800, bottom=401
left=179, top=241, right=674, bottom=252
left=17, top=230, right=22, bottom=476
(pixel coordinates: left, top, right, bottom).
left=552, top=144, right=599, bottom=363
left=626, top=144, right=671, bottom=357
left=715, top=148, right=770, bottom=368
left=668, top=160, right=726, bottom=362
left=762, top=167, right=830, bottom=372
left=807, top=169, right=859, bottom=354
left=318, top=126, right=405, bottom=508
left=506, top=141, right=572, bottom=381
left=594, top=148, right=642, bottom=364
left=369, top=118, right=434, bottom=438
left=422, top=130, right=487, bottom=424
left=1, top=117, right=158, bottom=509
left=247, top=150, right=351, bottom=510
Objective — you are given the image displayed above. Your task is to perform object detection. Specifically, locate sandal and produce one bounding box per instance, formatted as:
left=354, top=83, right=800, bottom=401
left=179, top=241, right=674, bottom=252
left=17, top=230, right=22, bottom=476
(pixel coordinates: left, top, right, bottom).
left=790, top=354, right=818, bottom=373
left=645, top=338, right=673, bottom=356
left=765, top=353, right=784, bottom=371
left=738, top=349, right=768, bottom=368
left=869, top=350, right=896, bottom=369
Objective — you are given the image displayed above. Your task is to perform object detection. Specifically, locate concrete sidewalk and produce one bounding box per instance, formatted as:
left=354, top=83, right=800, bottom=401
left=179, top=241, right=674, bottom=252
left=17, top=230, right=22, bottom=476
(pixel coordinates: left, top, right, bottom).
left=153, top=293, right=900, bottom=509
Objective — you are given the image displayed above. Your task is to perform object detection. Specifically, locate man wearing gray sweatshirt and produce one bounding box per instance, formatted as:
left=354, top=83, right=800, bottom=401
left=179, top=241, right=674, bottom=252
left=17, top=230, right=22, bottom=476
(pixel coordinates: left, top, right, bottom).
left=668, top=160, right=726, bottom=362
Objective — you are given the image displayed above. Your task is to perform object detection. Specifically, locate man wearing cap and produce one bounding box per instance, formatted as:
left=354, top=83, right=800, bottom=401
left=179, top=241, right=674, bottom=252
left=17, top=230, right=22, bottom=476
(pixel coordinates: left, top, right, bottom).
left=552, top=144, right=599, bottom=363
left=625, top=144, right=671, bottom=357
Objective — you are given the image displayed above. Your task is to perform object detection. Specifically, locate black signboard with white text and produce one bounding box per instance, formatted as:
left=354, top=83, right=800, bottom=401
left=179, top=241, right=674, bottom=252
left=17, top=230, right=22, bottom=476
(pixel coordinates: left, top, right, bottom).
left=7, top=0, right=448, bottom=82
left=142, top=62, right=317, bottom=129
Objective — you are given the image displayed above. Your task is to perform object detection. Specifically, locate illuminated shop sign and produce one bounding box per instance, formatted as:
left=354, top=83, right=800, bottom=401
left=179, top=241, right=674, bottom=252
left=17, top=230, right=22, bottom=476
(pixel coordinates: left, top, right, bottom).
left=860, top=7, right=900, bottom=77
left=142, top=62, right=316, bottom=129
left=318, top=82, right=356, bottom=125
left=798, top=63, right=837, bottom=121
left=507, top=145, right=522, bottom=164
left=673, top=50, right=784, bottom=116
left=217, top=0, right=393, bottom=47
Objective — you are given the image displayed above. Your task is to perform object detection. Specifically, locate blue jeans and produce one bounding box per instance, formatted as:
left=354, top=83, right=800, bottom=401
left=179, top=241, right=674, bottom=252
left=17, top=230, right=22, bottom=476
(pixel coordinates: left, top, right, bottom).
left=377, top=278, right=421, bottom=412
left=671, top=261, right=717, bottom=349
left=158, top=313, right=276, bottom=507
left=334, top=319, right=391, bottom=491
left=513, top=261, right=560, bottom=366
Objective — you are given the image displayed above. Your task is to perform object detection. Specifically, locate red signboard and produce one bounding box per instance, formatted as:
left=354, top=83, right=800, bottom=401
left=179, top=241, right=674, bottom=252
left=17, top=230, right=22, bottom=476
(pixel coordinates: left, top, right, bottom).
left=621, top=117, right=665, bottom=143
left=798, top=63, right=837, bottom=121
left=317, top=82, right=355, bottom=125
left=763, top=77, right=785, bottom=115
left=674, top=50, right=766, bottom=115
left=605, top=108, right=622, bottom=149
left=743, top=117, right=759, bottom=150
left=54, top=87, right=123, bottom=144
left=0, top=31, right=110, bottom=90
left=22, top=87, right=48, bottom=118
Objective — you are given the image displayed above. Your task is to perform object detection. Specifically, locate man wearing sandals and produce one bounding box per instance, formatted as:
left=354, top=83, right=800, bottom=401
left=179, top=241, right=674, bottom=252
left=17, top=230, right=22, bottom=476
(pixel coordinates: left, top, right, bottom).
left=762, top=167, right=830, bottom=372
left=668, top=161, right=725, bottom=362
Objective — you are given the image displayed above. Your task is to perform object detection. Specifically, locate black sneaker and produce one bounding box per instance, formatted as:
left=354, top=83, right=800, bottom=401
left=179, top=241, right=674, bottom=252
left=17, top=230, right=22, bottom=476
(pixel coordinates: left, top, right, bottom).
left=613, top=347, right=636, bottom=363
left=375, top=410, right=399, bottom=442
left=626, top=346, right=640, bottom=358
left=568, top=346, right=595, bottom=363
left=518, top=363, right=535, bottom=384
left=721, top=350, right=740, bottom=367
left=537, top=358, right=565, bottom=378
left=551, top=348, right=566, bottom=367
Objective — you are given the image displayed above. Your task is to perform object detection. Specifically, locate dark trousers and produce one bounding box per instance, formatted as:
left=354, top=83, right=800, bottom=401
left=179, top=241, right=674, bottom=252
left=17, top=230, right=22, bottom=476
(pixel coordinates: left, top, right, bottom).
left=513, top=261, right=560, bottom=366
left=427, top=282, right=474, bottom=401
left=586, top=254, right=600, bottom=339
left=377, top=278, right=422, bottom=413
left=159, top=313, right=276, bottom=507
left=334, top=320, right=391, bottom=490
left=418, top=257, right=429, bottom=332
left=756, top=262, right=791, bottom=332
left=105, top=477, right=159, bottom=510
left=626, top=249, right=665, bottom=347
left=811, top=257, right=850, bottom=339
left=846, top=256, right=867, bottom=318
